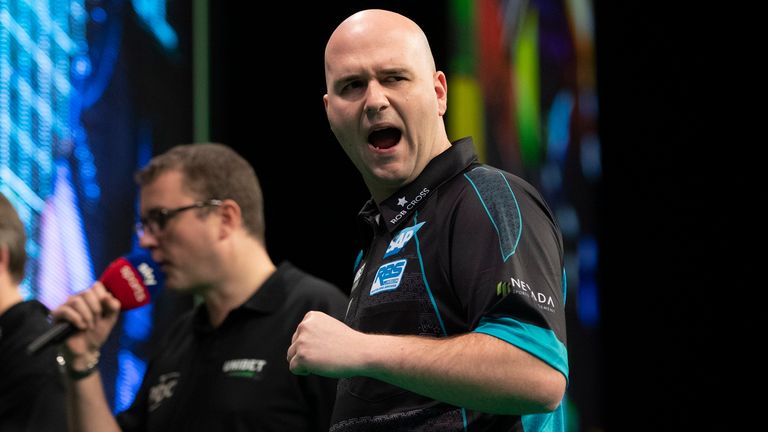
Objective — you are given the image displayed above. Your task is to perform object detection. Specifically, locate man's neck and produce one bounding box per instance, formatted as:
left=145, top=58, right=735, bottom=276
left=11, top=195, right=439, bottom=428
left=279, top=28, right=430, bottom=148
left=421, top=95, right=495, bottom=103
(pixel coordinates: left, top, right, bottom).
left=0, top=284, right=24, bottom=317
left=201, top=240, right=276, bottom=328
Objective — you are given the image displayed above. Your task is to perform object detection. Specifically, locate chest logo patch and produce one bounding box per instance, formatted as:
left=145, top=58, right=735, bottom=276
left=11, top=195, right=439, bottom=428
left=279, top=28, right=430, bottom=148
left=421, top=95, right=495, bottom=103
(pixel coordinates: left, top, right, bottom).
left=370, top=259, right=407, bottom=295
left=384, top=222, right=425, bottom=258
left=222, top=358, right=267, bottom=379
left=149, top=372, right=180, bottom=412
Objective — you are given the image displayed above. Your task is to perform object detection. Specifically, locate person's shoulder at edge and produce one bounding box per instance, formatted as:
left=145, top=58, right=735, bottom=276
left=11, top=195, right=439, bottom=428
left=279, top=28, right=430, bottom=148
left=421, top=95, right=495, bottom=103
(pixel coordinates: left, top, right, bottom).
left=278, top=262, right=348, bottom=317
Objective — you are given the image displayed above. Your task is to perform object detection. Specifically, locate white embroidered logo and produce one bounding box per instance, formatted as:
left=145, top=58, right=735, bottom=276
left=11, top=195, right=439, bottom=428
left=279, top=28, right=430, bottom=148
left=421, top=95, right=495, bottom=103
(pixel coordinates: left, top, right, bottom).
left=148, top=372, right=180, bottom=411
left=222, top=358, right=267, bottom=378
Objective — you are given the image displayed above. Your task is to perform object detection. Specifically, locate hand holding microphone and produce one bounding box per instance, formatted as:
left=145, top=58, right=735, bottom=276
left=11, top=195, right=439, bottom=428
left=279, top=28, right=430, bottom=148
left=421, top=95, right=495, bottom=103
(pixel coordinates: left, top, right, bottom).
left=51, top=281, right=122, bottom=368
left=27, top=251, right=163, bottom=356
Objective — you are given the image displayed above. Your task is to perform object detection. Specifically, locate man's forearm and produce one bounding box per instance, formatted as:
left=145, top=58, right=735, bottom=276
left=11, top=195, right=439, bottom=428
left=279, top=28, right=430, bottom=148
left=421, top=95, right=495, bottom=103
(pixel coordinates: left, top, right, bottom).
left=65, top=372, right=121, bottom=432
left=361, top=332, right=566, bottom=414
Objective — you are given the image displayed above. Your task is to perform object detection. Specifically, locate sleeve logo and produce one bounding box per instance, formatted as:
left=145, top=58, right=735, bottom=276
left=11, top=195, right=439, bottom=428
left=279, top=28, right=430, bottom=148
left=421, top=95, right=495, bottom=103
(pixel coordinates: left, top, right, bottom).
left=370, top=259, right=407, bottom=295
left=497, top=277, right=557, bottom=313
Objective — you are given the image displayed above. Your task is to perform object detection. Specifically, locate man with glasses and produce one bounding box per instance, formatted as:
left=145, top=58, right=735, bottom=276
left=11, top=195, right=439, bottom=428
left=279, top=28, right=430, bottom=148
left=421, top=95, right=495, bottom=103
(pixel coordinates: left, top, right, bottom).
left=52, top=143, right=348, bottom=432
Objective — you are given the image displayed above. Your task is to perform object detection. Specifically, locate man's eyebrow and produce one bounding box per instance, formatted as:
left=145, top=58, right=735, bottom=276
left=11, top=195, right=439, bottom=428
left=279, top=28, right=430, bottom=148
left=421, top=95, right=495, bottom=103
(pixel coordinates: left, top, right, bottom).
left=379, top=68, right=410, bottom=75
left=334, top=74, right=362, bottom=85
left=335, top=68, right=410, bottom=84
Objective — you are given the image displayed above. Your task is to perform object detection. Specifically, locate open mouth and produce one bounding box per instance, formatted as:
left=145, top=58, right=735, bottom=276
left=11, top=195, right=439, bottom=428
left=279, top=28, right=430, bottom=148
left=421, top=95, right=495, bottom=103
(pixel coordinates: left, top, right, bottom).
left=368, top=127, right=402, bottom=150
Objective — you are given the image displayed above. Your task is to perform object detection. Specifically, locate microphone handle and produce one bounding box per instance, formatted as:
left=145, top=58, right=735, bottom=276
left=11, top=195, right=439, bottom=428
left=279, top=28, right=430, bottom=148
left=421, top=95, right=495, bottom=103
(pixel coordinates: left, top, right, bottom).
left=26, top=321, right=79, bottom=355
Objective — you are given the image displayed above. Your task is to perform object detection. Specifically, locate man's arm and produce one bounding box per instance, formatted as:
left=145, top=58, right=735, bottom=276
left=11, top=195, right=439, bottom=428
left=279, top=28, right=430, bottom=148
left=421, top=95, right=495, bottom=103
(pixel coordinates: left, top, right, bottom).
left=52, top=282, right=122, bottom=432
left=288, top=311, right=566, bottom=415
left=63, top=372, right=121, bottom=432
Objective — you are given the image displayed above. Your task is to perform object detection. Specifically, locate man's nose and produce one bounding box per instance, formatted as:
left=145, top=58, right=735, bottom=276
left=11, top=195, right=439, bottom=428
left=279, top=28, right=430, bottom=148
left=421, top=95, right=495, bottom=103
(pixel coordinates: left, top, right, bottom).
left=364, top=81, right=389, bottom=115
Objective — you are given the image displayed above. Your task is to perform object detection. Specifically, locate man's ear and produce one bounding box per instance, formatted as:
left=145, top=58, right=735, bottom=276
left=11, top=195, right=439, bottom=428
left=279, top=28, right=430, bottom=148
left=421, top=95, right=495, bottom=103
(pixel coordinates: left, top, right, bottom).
left=434, top=71, right=448, bottom=116
left=0, top=245, right=9, bottom=275
left=217, top=199, right=242, bottom=239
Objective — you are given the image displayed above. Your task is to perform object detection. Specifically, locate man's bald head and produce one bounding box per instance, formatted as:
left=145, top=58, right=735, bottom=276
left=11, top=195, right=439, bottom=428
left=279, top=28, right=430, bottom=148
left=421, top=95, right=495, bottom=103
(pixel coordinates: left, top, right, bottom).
left=322, top=9, right=451, bottom=201
left=325, top=9, right=436, bottom=83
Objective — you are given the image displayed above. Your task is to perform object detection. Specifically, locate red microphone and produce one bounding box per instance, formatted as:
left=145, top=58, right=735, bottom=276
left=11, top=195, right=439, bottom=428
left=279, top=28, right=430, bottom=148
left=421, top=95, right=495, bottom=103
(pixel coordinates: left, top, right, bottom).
left=26, top=251, right=163, bottom=355
left=97, top=254, right=159, bottom=309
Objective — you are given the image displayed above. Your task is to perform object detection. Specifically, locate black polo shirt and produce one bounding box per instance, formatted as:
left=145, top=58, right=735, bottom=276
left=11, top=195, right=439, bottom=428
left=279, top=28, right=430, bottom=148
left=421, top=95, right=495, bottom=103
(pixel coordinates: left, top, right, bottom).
left=331, top=138, right=568, bottom=431
left=116, top=262, right=348, bottom=432
left=0, top=300, right=67, bottom=431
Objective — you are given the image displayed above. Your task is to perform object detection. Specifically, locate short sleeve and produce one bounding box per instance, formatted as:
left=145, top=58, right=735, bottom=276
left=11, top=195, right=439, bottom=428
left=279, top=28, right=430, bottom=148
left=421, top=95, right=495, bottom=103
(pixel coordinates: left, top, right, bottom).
left=451, top=167, right=568, bottom=379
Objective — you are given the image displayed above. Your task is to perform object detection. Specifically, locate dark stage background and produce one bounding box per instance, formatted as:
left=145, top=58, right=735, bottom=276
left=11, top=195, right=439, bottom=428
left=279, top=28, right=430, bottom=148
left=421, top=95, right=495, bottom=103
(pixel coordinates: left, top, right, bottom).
left=594, top=2, right=747, bottom=429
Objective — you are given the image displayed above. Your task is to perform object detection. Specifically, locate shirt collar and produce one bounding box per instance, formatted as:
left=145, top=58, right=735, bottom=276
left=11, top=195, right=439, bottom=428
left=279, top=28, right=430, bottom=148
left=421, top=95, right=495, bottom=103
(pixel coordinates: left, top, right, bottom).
left=0, top=300, right=47, bottom=340
left=368, top=137, right=477, bottom=233
left=193, top=262, right=292, bottom=333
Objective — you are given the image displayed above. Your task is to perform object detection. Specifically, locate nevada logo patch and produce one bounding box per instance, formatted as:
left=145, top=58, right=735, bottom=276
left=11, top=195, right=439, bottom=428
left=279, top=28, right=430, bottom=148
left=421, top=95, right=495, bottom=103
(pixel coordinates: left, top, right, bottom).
left=370, top=259, right=407, bottom=295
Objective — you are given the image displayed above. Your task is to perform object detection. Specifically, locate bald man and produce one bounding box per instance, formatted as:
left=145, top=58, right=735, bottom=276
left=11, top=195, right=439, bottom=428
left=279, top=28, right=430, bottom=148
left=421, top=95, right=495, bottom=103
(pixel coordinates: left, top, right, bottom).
left=288, top=9, right=569, bottom=432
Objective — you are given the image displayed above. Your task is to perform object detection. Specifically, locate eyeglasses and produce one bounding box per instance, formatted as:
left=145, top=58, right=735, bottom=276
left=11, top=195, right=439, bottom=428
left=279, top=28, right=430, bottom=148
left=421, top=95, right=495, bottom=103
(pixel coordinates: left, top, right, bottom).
left=135, top=199, right=223, bottom=237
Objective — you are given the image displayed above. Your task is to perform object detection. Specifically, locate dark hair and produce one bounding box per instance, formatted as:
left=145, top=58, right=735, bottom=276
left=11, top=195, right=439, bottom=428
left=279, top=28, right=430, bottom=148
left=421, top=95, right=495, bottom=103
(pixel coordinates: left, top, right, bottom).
left=0, top=192, right=27, bottom=283
left=135, top=143, right=265, bottom=243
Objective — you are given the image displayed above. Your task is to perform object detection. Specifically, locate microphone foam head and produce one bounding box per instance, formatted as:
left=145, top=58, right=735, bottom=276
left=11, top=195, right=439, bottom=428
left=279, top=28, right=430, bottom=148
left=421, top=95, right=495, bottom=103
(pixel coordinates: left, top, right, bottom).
left=99, top=250, right=164, bottom=310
